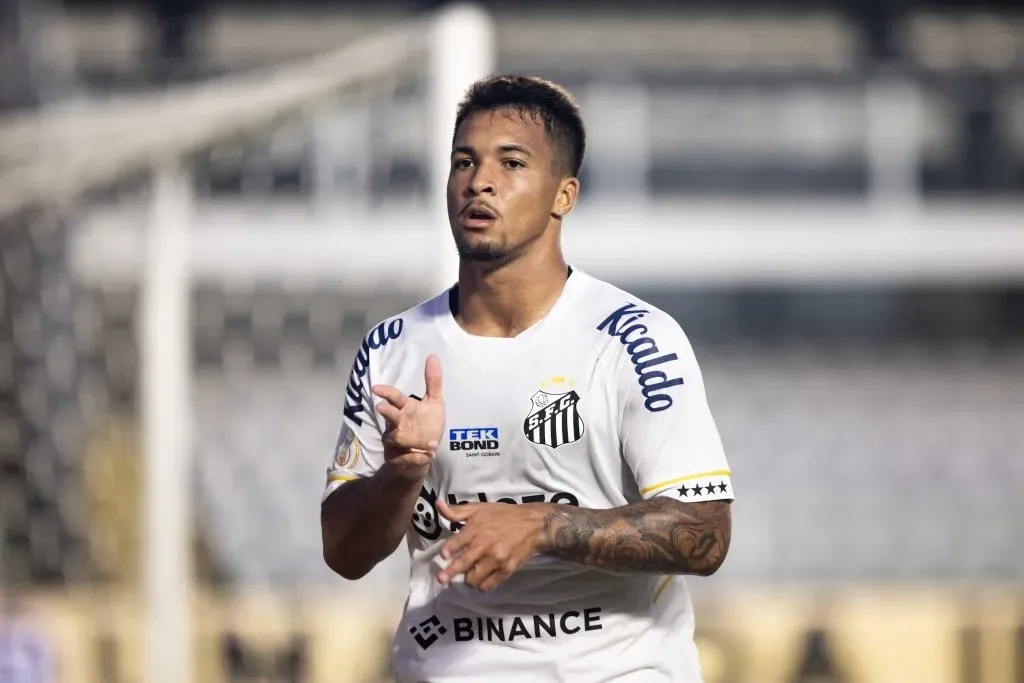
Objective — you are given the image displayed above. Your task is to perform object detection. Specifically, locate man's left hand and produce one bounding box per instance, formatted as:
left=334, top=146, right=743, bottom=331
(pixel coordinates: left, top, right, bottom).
left=436, top=499, right=549, bottom=592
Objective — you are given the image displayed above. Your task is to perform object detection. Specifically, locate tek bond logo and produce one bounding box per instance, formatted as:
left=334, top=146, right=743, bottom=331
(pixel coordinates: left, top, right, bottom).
left=448, top=428, right=500, bottom=456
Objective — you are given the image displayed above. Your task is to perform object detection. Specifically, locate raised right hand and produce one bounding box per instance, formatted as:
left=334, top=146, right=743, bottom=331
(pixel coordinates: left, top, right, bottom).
left=371, top=354, right=446, bottom=480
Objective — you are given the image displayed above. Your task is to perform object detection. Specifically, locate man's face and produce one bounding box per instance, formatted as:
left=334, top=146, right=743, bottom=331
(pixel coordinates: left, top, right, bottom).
left=447, top=109, right=568, bottom=265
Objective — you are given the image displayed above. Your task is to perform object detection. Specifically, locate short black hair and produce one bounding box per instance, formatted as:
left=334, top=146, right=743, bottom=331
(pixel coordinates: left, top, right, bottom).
left=453, top=75, right=586, bottom=178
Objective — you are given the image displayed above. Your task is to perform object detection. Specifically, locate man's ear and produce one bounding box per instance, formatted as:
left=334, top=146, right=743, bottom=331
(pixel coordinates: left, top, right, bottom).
left=552, top=176, right=580, bottom=219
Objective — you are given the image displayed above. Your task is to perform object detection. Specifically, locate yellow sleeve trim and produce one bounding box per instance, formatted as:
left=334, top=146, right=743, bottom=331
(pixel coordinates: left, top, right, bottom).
left=639, top=469, right=732, bottom=495
left=327, top=474, right=359, bottom=483
left=652, top=575, right=673, bottom=604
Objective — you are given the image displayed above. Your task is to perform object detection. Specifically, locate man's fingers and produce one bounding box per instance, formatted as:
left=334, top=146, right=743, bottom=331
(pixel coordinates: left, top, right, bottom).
left=476, top=569, right=510, bottom=593
left=397, top=450, right=433, bottom=468
left=437, top=499, right=476, bottom=522
left=465, top=559, right=500, bottom=591
left=423, top=355, right=443, bottom=400
left=371, top=385, right=408, bottom=409
left=441, top=527, right=474, bottom=559
left=438, top=544, right=483, bottom=585
left=375, top=401, right=402, bottom=426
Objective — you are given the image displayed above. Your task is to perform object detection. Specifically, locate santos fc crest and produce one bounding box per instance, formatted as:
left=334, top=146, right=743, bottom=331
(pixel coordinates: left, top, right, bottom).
left=523, top=387, right=585, bottom=449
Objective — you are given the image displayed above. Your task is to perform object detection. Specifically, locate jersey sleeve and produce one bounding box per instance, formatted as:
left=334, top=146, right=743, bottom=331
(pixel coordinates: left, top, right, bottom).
left=321, top=333, right=388, bottom=504
left=614, top=308, right=733, bottom=504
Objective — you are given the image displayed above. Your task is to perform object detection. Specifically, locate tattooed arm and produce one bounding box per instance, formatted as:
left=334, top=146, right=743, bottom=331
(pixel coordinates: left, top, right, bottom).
left=434, top=497, right=732, bottom=590
left=537, top=498, right=731, bottom=576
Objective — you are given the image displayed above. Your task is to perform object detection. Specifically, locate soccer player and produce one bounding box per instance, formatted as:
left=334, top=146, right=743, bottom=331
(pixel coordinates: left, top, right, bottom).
left=321, top=75, right=733, bottom=682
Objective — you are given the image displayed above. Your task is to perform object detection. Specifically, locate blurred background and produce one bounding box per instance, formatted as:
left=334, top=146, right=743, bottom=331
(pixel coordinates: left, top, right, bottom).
left=1, top=0, right=1023, bottom=682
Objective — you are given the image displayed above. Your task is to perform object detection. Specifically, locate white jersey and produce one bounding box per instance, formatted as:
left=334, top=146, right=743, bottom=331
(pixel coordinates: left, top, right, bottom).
left=323, top=269, right=734, bottom=683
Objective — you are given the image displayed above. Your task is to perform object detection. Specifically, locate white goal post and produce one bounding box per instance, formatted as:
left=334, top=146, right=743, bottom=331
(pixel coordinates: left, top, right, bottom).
left=0, top=5, right=495, bottom=683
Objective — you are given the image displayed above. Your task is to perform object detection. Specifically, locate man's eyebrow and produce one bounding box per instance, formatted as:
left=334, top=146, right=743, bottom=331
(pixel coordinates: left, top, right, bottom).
left=451, top=144, right=534, bottom=156
left=498, top=143, right=533, bottom=156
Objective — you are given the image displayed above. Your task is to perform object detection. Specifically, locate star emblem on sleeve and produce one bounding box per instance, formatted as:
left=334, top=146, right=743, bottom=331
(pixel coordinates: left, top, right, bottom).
left=673, top=481, right=729, bottom=499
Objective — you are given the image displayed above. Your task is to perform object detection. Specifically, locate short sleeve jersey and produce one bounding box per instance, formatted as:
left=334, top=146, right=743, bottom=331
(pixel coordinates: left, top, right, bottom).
left=323, top=269, right=733, bottom=683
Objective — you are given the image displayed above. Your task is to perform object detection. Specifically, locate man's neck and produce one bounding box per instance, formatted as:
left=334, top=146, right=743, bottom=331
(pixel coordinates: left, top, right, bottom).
left=454, top=254, right=570, bottom=338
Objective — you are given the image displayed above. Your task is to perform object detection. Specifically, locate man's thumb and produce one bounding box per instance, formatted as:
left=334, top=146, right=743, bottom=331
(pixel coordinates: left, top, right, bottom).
left=424, top=354, right=443, bottom=399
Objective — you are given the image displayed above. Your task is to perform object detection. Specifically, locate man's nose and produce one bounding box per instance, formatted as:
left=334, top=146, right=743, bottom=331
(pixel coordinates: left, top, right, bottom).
left=467, top=165, right=496, bottom=195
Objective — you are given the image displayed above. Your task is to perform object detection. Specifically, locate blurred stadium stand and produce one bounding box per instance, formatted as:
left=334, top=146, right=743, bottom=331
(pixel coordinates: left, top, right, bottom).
left=54, top=0, right=1024, bottom=198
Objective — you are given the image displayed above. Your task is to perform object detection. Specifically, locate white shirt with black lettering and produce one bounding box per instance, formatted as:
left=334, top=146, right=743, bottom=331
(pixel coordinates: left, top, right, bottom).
left=323, top=268, right=733, bottom=683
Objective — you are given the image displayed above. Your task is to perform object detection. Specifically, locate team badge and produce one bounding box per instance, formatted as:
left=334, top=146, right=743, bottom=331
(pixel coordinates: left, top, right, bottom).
left=522, top=377, right=585, bottom=449
left=333, top=425, right=362, bottom=470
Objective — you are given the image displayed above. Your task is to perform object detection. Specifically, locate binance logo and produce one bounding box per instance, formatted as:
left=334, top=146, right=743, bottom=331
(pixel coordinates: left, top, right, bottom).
left=409, top=615, right=447, bottom=650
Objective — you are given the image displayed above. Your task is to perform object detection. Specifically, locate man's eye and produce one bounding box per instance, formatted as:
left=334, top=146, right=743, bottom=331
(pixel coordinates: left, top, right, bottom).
left=504, top=159, right=525, bottom=169
left=454, top=159, right=472, bottom=169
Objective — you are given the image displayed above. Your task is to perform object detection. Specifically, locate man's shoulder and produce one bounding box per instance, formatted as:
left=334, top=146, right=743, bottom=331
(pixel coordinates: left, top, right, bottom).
left=573, top=271, right=688, bottom=344
left=352, top=290, right=447, bottom=364
left=576, top=273, right=696, bottom=412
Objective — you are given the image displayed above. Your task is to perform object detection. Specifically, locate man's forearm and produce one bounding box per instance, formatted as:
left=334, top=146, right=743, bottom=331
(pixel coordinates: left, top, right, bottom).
left=321, top=466, right=422, bottom=580
left=537, top=498, right=731, bottom=576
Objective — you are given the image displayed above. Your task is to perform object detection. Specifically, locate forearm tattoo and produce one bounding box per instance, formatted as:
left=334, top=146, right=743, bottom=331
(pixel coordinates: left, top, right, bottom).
left=540, top=498, right=731, bottom=575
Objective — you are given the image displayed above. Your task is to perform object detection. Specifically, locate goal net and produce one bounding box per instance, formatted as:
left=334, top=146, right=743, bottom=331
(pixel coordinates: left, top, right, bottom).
left=0, top=4, right=493, bottom=683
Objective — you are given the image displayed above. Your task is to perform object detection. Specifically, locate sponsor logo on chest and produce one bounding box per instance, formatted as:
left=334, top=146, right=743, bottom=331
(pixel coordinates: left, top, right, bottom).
left=411, top=487, right=580, bottom=539
left=409, top=608, right=604, bottom=650
left=448, top=427, right=500, bottom=457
